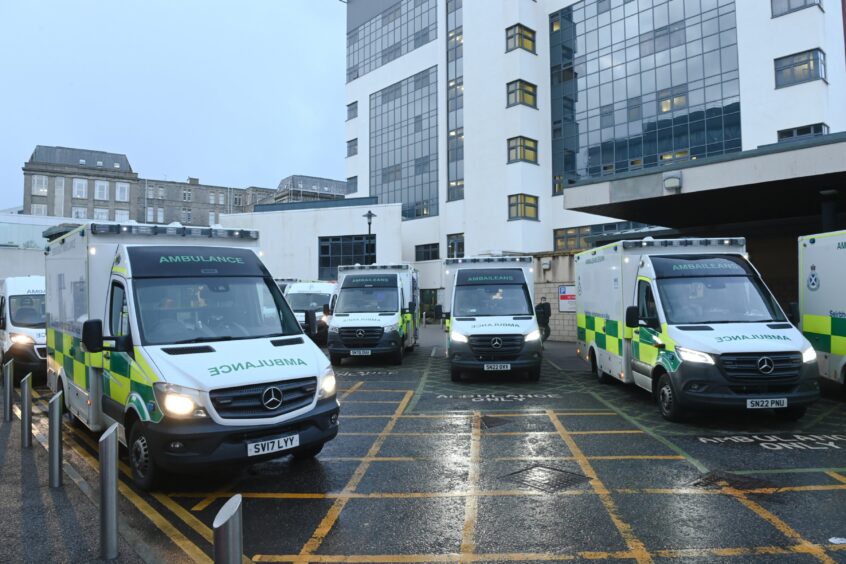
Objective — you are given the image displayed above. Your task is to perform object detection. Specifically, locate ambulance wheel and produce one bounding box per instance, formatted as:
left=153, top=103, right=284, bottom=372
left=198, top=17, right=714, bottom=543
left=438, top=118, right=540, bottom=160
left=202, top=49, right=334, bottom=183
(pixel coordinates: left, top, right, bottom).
left=404, top=340, right=415, bottom=353
left=657, top=373, right=685, bottom=422
left=330, top=354, right=342, bottom=367
left=392, top=345, right=404, bottom=365
left=291, top=442, right=324, bottom=461
left=128, top=423, right=161, bottom=491
left=527, top=366, right=541, bottom=382
left=590, top=350, right=613, bottom=384
left=774, top=407, right=806, bottom=422
left=450, top=367, right=462, bottom=382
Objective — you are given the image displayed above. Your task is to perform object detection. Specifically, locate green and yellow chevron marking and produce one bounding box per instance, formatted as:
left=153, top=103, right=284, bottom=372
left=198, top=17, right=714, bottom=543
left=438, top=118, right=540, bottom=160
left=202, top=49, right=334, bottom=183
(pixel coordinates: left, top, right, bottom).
left=803, top=314, right=846, bottom=356
left=577, top=313, right=622, bottom=356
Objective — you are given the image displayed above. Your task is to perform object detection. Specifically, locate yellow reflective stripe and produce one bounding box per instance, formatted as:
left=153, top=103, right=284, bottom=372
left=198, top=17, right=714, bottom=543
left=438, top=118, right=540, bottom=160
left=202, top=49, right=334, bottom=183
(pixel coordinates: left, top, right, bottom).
left=133, top=347, right=160, bottom=385
left=73, top=360, right=86, bottom=387
left=62, top=333, right=73, bottom=355
left=47, top=328, right=56, bottom=349
left=833, top=336, right=846, bottom=356
left=111, top=266, right=128, bottom=275
left=586, top=329, right=596, bottom=346
left=595, top=317, right=606, bottom=334
left=804, top=314, right=831, bottom=335
left=660, top=323, right=677, bottom=352
left=577, top=313, right=586, bottom=328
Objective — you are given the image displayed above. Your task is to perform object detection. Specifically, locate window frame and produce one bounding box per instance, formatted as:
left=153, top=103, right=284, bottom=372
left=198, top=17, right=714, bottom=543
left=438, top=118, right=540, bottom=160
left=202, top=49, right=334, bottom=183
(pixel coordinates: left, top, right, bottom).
left=507, top=136, right=539, bottom=164
left=115, top=182, right=130, bottom=202
left=32, top=175, right=49, bottom=196
left=71, top=206, right=88, bottom=219
left=771, top=0, right=823, bottom=18
left=508, top=193, right=539, bottom=221
left=347, top=101, right=358, bottom=121
left=347, top=138, right=358, bottom=157
left=72, top=178, right=88, bottom=199
left=114, top=209, right=130, bottom=222
left=774, top=48, right=826, bottom=89
left=30, top=203, right=48, bottom=216
left=506, top=79, right=538, bottom=109
left=447, top=233, right=464, bottom=259
left=94, top=180, right=110, bottom=201
left=414, top=243, right=440, bottom=262
left=505, top=24, right=536, bottom=54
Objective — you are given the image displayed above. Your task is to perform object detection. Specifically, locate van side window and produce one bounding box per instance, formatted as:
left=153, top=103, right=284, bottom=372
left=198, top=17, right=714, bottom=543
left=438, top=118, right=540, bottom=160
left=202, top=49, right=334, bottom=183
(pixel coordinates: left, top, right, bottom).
left=109, top=284, right=130, bottom=338
left=637, top=280, right=658, bottom=322
left=0, top=297, right=5, bottom=328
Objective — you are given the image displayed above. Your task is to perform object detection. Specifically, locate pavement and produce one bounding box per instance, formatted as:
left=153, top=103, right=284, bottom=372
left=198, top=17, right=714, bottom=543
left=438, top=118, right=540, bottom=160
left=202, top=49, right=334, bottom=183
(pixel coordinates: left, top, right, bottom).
left=2, top=324, right=846, bottom=563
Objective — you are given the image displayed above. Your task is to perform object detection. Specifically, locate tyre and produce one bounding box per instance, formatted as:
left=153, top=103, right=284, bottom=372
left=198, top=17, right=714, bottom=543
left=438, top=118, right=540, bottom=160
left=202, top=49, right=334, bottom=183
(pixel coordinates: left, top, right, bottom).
left=450, top=367, right=462, bottom=382
left=291, top=442, right=325, bottom=460
left=128, top=422, right=162, bottom=491
left=656, top=373, right=685, bottom=422
left=392, top=345, right=404, bottom=366
left=774, top=407, right=806, bottom=422
left=404, top=340, right=415, bottom=353
left=590, top=350, right=613, bottom=384
left=329, top=354, right=342, bottom=367
left=527, top=366, right=541, bottom=382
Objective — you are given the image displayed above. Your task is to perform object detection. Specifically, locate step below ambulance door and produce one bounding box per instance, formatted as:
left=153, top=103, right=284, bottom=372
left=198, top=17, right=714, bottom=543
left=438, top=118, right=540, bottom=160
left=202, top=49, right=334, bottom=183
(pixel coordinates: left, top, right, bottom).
left=631, top=278, right=663, bottom=378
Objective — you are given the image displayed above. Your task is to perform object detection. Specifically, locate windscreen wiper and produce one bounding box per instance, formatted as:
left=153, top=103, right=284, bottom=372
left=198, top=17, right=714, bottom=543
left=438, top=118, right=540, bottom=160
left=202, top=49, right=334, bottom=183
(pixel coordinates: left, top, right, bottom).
left=168, top=335, right=238, bottom=345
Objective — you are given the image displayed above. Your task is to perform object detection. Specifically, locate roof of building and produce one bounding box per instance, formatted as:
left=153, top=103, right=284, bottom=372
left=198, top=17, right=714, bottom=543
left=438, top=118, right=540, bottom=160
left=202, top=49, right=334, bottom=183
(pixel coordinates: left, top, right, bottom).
left=28, top=146, right=132, bottom=172
left=254, top=196, right=379, bottom=213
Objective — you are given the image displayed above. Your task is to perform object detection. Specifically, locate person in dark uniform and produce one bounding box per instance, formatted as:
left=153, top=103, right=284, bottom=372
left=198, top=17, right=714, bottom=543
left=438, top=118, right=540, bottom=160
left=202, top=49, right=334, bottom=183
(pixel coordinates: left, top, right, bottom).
left=535, top=296, right=552, bottom=342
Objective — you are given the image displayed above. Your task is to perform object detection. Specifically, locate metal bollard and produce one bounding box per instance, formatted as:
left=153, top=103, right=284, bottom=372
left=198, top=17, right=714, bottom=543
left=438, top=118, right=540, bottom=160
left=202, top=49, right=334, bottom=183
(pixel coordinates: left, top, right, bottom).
left=2, top=360, right=12, bottom=422
left=213, top=494, right=244, bottom=564
left=21, top=374, right=32, bottom=448
left=99, top=423, right=119, bottom=560
left=49, top=391, right=63, bottom=488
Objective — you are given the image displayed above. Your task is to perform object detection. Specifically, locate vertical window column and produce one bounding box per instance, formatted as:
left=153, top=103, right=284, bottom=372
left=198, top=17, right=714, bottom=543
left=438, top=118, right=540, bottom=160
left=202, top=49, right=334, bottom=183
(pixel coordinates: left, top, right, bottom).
left=446, top=0, right=464, bottom=201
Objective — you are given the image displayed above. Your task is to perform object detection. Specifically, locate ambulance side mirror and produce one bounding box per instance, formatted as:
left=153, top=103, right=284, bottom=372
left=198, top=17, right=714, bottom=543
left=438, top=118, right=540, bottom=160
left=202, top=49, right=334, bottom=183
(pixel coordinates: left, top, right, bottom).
left=303, top=310, right=318, bottom=337
left=625, top=306, right=639, bottom=329
left=82, top=320, right=104, bottom=353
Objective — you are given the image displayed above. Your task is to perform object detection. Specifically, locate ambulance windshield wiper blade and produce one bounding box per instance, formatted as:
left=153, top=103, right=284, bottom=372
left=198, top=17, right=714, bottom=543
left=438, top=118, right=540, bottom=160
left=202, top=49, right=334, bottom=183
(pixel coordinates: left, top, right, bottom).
left=168, top=336, right=240, bottom=345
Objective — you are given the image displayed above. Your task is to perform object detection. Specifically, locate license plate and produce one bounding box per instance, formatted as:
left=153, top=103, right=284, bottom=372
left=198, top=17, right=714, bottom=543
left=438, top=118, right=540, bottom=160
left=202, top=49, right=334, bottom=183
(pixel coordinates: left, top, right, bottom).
left=484, top=363, right=511, bottom=371
left=747, top=398, right=788, bottom=409
left=247, top=434, right=299, bottom=457
left=350, top=349, right=372, bottom=356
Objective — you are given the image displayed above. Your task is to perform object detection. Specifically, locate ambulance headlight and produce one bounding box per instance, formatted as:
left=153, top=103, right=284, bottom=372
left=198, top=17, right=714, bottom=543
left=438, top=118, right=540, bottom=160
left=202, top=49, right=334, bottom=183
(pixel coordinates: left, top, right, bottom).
left=153, top=383, right=207, bottom=418
left=675, top=346, right=715, bottom=365
left=384, top=323, right=399, bottom=333
left=802, top=346, right=816, bottom=364
left=10, top=333, right=34, bottom=345
left=525, top=329, right=541, bottom=342
left=450, top=331, right=468, bottom=343
left=319, top=367, right=336, bottom=399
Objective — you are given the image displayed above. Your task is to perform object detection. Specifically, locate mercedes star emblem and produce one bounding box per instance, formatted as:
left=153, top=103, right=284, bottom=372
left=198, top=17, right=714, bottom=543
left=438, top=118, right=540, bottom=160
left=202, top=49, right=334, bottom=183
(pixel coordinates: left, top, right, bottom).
left=355, top=329, right=366, bottom=338
left=491, top=337, right=503, bottom=349
left=757, top=357, right=775, bottom=375
left=262, top=386, right=284, bottom=410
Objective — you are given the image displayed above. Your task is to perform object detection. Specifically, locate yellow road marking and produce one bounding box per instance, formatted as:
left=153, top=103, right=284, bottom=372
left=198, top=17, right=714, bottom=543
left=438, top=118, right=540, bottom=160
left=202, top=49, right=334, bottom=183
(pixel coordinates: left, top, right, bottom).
left=297, top=390, right=413, bottom=560
left=339, top=381, right=364, bottom=400
left=826, top=471, right=846, bottom=485
left=341, top=400, right=403, bottom=404
left=548, top=410, right=653, bottom=564
left=334, top=430, right=642, bottom=437
left=460, top=412, right=482, bottom=557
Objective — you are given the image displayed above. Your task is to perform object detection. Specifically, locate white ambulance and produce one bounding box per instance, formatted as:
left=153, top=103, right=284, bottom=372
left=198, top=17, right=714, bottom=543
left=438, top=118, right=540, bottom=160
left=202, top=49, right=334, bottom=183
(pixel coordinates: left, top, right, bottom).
left=444, top=257, right=542, bottom=382
left=799, top=230, right=846, bottom=387
left=284, top=281, right=338, bottom=346
left=0, top=276, right=47, bottom=382
left=45, top=222, right=339, bottom=490
left=327, top=264, right=419, bottom=366
left=575, top=237, right=819, bottom=421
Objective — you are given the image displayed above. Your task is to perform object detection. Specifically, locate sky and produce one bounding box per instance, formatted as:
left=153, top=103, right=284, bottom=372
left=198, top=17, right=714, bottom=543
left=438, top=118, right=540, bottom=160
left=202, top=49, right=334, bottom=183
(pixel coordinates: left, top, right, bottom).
left=0, top=0, right=347, bottom=206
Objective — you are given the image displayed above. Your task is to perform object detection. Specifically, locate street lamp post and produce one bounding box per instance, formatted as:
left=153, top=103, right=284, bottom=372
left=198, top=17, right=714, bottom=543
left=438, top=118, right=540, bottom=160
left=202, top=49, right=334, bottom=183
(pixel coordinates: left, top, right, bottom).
left=363, top=210, right=377, bottom=236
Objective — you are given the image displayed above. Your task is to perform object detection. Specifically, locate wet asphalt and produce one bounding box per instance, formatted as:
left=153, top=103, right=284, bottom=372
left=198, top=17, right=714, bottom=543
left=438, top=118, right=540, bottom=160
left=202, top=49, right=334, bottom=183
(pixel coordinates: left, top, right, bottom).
left=5, top=324, right=846, bottom=563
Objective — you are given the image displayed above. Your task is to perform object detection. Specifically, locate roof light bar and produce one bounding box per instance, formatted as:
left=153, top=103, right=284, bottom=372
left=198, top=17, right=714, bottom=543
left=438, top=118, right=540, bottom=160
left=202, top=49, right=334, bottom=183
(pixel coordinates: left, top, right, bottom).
left=443, top=256, right=532, bottom=265
left=88, top=222, right=258, bottom=240
left=620, top=237, right=745, bottom=249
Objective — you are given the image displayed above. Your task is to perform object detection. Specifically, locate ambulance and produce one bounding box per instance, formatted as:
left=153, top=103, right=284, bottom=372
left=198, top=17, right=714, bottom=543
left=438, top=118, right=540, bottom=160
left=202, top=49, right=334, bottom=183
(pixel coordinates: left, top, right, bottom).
left=444, top=257, right=542, bottom=382
left=575, top=237, right=819, bottom=421
left=799, top=230, right=846, bottom=388
left=327, top=264, right=419, bottom=366
left=45, top=222, right=339, bottom=490
left=0, top=276, right=47, bottom=382
left=284, top=281, right=338, bottom=346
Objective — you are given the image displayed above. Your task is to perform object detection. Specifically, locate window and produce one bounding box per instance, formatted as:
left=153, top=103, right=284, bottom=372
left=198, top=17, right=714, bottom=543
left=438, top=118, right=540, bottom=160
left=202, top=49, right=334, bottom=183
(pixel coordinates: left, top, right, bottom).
left=208, top=211, right=216, bottom=226
left=382, top=164, right=402, bottom=183
left=447, top=233, right=464, bottom=259
left=507, top=136, right=538, bottom=164
left=658, top=86, right=688, bottom=113
left=182, top=188, right=192, bottom=202
left=32, top=175, right=48, bottom=196
left=209, top=192, right=216, bottom=204
left=347, top=138, right=358, bottom=157
left=506, top=24, right=536, bottom=53
left=146, top=207, right=154, bottom=222
left=775, top=49, right=826, bottom=88
left=772, top=0, right=822, bottom=17
left=94, top=180, right=109, bottom=201
left=382, top=4, right=400, bottom=25
left=506, top=80, right=537, bottom=108
left=54, top=178, right=65, bottom=215
left=415, top=243, right=439, bottom=261
left=115, top=182, right=129, bottom=202
left=158, top=187, right=166, bottom=199
left=114, top=210, right=130, bottom=222
left=637, top=280, right=659, bottom=323
left=414, top=156, right=430, bottom=175
left=233, top=193, right=243, bottom=206
left=382, top=43, right=401, bottom=65
left=347, top=101, right=358, bottom=120
left=109, top=283, right=130, bottom=338
left=30, top=203, right=47, bottom=216
left=508, top=194, right=539, bottom=220
left=218, top=193, right=225, bottom=205
left=93, top=208, right=110, bottom=220
left=72, top=178, right=88, bottom=198
left=778, top=122, right=829, bottom=142
left=318, top=235, right=376, bottom=280
left=181, top=208, right=192, bottom=224
left=157, top=208, right=164, bottom=223
left=554, top=226, right=592, bottom=251
left=72, top=206, right=87, bottom=219
left=347, top=176, right=357, bottom=193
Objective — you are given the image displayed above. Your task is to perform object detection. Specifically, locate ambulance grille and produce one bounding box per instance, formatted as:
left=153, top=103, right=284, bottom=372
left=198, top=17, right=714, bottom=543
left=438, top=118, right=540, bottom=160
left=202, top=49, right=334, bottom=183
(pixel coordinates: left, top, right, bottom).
left=339, top=327, right=384, bottom=347
left=468, top=334, right=524, bottom=360
left=210, top=377, right=317, bottom=419
left=719, top=352, right=802, bottom=383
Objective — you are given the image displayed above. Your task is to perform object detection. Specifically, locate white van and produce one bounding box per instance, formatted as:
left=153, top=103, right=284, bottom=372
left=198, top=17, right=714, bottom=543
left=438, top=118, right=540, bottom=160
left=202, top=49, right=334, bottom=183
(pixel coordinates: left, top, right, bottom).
left=327, top=264, right=420, bottom=366
left=284, top=281, right=338, bottom=346
left=444, top=257, right=542, bottom=382
left=799, top=230, right=846, bottom=387
left=0, top=276, right=47, bottom=382
left=46, top=222, right=339, bottom=490
left=575, top=237, right=819, bottom=421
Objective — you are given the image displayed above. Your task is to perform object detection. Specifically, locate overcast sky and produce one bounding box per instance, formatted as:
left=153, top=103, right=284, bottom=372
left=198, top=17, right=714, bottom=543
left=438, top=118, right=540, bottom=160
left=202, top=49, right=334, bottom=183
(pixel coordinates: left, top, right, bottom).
left=0, top=0, right=347, bottom=206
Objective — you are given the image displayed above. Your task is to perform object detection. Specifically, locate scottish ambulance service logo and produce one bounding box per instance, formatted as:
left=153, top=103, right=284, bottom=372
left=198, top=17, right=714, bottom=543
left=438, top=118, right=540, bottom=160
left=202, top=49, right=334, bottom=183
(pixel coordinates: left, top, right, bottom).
left=807, top=265, right=820, bottom=292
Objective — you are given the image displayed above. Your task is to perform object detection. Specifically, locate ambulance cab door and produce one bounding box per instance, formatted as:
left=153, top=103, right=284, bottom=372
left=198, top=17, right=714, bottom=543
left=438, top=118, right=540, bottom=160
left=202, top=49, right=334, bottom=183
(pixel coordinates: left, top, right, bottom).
left=102, top=278, right=134, bottom=427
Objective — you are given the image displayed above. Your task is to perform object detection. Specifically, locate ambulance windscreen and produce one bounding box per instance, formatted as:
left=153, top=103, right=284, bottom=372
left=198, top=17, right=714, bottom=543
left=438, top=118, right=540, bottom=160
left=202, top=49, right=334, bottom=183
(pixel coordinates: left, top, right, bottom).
left=127, top=247, right=267, bottom=278
left=651, top=255, right=752, bottom=278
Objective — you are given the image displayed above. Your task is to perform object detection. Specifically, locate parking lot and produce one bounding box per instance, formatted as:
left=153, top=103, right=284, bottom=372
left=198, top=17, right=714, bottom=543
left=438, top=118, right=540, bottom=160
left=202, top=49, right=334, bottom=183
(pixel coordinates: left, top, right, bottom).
left=23, top=326, right=846, bottom=563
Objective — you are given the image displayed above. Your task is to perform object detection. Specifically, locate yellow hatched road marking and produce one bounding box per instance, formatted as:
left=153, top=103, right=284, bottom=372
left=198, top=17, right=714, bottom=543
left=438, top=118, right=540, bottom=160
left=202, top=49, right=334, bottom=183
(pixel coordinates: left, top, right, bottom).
left=826, top=471, right=846, bottom=485
left=460, top=412, right=482, bottom=557
left=339, top=381, right=364, bottom=399
left=547, top=410, right=653, bottom=564
left=296, top=390, right=414, bottom=560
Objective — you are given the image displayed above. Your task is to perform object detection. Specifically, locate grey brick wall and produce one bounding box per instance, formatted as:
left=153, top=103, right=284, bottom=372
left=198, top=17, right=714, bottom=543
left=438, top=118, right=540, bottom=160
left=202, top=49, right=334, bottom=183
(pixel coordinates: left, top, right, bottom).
left=534, top=281, right=576, bottom=342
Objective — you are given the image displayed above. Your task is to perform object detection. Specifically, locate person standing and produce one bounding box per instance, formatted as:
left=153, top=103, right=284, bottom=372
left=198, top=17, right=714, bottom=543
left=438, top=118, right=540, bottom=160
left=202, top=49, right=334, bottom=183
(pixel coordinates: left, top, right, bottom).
left=535, top=296, right=552, bottom=342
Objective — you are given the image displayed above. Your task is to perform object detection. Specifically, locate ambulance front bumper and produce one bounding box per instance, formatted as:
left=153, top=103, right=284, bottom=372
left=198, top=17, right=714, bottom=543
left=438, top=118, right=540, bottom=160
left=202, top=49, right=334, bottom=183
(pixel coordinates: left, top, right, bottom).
left=6, top=343, right=47, bottom=379
left=327, top=330, right=402, bottom=357
left=144, top=397, right=340, bottom=472
left=671, top=359, right=820, bottom=410
left=448, top=339, right=543, bottom=371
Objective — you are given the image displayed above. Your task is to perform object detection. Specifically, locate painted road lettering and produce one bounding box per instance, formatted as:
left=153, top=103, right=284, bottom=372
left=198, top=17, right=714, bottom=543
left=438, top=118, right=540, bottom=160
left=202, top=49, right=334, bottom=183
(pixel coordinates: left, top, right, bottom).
left=698, top=434, right=846, bottom=450
left=436, top=393, right=562, bottom=402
